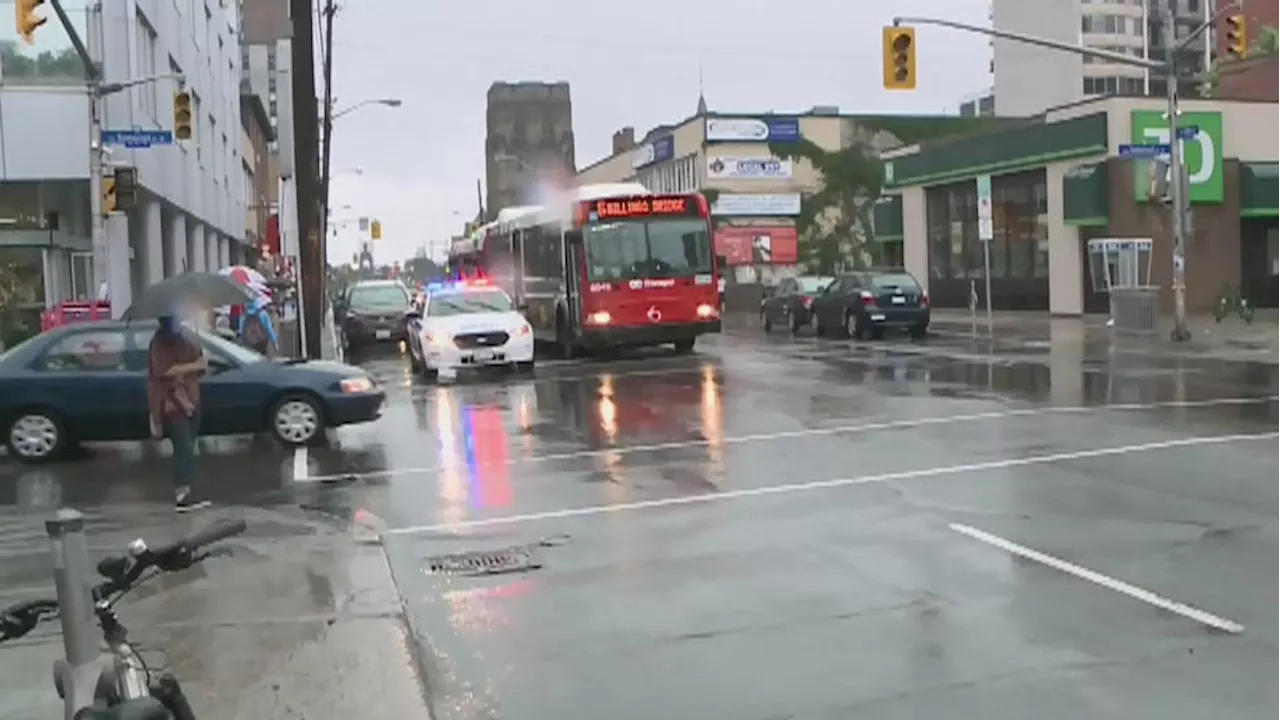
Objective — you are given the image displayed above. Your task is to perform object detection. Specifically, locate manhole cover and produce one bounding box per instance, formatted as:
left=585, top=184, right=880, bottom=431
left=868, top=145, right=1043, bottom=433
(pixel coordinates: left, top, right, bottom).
left=425, top=547, right=542, bottom=576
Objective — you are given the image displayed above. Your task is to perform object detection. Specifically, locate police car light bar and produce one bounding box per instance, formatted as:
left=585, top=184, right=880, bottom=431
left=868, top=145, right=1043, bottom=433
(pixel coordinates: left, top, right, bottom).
left=425, top=279, right=489, bottom=294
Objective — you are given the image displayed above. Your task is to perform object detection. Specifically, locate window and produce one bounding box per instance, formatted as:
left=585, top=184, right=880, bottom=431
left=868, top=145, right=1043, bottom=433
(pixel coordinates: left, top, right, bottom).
left=584, top=218, right=711, bottom=281
left=37, top=331, right=128, bottom=372
left=427, top=290, right=513, bottom=317
left=135, top=13, right=158, bottom=118
left=348, top=283, right=410, bottom=311
left=70, top=252, right=94, bottom=301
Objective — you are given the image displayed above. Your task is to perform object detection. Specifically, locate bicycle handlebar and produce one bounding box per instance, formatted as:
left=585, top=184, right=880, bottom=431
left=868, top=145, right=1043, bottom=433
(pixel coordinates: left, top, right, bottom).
left=0, top=518, right=247, bottom=643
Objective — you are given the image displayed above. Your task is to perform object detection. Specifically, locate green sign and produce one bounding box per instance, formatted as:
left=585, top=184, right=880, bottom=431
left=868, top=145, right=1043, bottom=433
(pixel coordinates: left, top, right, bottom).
left=1130, top=110, right=1224, bottom=203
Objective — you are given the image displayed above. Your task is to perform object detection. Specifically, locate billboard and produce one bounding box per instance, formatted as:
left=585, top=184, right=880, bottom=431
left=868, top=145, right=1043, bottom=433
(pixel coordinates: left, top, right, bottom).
left=714, top=226, right=798, bottom=265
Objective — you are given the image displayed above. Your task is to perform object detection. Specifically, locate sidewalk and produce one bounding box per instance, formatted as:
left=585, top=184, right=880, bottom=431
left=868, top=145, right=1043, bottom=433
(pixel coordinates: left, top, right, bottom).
left=929, top=309, right=1279, bottom=365
left=0, top=505, right=429, bottom=719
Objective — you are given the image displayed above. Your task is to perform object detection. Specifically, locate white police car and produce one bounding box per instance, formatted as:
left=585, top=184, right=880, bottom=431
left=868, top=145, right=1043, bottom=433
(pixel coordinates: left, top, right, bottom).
left=405, top=280, right=534, bottom=379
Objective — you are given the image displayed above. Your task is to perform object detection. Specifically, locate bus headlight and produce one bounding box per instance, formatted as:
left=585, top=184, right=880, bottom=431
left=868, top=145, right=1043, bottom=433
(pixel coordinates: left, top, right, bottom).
left=696, top=304, right=718, bottom=318
left=587, top=311, right=611, bottom=325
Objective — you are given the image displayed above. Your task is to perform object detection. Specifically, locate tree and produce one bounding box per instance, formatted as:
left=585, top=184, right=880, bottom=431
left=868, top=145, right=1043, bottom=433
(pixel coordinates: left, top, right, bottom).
left=766, top=138, right=884, bottom=274
left=0, top=41, right=85, bottom=80
left=1200, top=24, right=1278, bottom=98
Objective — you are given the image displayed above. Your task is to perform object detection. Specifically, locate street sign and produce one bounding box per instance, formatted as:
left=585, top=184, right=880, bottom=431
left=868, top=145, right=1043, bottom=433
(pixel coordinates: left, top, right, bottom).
left=976, top=174, right=993, bottom=243
left=101, top=129, right=174, bottom=149
left=1175, top=125, right=1200, bottom=140
left=1118, top=143, right=1171, bottom=158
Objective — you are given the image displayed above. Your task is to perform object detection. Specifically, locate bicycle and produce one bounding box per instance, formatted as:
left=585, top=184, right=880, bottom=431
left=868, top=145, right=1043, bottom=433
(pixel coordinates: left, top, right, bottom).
left=0, top=509, right=247, bottom=720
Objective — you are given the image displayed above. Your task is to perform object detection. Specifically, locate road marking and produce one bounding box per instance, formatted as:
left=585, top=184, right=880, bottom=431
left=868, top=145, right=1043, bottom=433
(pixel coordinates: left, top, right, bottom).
left=308, top=395, right=1277, bottom=482
left=949, top=522, right=1245, bottom=634
left=384, top=431, right=1276, bottom=537
left=292, top=446, right=308, bottom=481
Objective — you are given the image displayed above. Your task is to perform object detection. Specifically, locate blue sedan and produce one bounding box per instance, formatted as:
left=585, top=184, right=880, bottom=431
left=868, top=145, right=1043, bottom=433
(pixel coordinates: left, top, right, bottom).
left=0, top=320, right=386, bottom=463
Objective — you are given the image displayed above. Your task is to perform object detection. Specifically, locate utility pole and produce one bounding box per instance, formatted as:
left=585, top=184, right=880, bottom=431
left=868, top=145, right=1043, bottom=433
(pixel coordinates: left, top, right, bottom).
left=49, top=0, right=183, bottom=319
left=893, top=5, right=1236, bottom=342
left=290, top=0, right=322, bottom=358
left=319, top=0, right=337, bottom=291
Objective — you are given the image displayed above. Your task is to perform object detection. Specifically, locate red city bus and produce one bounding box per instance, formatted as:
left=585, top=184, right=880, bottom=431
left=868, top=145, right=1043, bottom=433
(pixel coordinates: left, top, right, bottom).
left=480, top=183, right=721, bottom=357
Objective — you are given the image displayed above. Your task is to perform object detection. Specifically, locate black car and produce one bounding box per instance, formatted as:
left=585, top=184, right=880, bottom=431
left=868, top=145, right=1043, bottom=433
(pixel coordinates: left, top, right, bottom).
left=760, top=275, right=833, bottom=333
left=335, top=280, right=413, bottom=350
left=810, top=269, right=930, bottom=340
left=0, top=321, right=385, bottom=463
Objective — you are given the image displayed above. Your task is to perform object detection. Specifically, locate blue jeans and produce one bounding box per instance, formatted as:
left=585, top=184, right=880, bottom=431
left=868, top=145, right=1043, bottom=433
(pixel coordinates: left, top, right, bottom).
left=165, top=408, right=201, bottom=493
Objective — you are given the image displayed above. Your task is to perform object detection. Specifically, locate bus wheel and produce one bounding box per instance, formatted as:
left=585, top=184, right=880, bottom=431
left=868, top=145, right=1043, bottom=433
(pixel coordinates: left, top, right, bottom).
left=673, top=338, right=695, bottom=354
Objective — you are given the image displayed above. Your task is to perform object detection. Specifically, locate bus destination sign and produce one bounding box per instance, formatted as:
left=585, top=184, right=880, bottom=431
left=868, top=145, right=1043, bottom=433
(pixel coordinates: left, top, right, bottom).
left=590, top=196, right=698, bottom=220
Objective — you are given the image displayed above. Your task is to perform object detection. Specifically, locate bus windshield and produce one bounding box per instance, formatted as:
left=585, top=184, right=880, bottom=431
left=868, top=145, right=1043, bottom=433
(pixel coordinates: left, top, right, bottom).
left=584, top=218, right=712, bottom=282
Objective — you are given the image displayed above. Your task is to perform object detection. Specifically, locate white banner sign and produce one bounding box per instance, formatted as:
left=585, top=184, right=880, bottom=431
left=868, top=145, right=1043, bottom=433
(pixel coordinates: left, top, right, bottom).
left=710, top=193, right=802, bottom=216
left=706, top=156, right=792, bottom=180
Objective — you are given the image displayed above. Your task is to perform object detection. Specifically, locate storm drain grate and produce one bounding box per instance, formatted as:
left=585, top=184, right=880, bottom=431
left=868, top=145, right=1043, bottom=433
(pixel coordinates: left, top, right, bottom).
left=425, top=547, right=542, bottom=577
left=423, top=535, right=570, bottom=578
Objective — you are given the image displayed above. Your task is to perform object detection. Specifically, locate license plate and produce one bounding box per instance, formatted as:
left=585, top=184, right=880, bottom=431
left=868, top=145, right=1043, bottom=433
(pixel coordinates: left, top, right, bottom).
left=891, top=296, right=906, bottom=305
left=474, top=350, right=494, bottom=362
left=375, top=329, right=391, bottom=340
left=870, top=313, right=886, bottom=321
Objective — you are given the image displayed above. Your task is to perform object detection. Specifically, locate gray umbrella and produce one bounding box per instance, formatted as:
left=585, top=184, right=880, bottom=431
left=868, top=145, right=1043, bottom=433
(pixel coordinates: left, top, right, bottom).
left=123, top=272, right=255, bottom=320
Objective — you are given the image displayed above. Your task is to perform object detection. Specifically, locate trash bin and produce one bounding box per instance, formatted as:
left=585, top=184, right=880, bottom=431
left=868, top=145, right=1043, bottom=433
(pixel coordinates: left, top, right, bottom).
left=1110, top=286, right=1159, bottom=334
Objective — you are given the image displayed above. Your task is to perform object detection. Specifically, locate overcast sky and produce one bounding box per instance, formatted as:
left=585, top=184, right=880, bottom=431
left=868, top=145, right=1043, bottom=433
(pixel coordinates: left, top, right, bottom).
left=325, top=0, right=992, bottom=266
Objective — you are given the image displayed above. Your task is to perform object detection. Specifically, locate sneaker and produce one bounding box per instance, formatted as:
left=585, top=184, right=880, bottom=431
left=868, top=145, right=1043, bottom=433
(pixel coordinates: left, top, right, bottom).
left=175, top=491, right=212, bottom=513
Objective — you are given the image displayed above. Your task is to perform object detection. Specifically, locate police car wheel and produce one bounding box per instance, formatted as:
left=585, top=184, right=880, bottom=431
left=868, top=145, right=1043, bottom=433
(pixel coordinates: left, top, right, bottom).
left=515, top=360, right=535, bottom=373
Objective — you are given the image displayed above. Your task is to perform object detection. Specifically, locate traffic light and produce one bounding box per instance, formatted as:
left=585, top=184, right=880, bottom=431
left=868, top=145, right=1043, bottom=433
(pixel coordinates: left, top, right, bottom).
left=113, top=166, right=138, bottom=210
left=370, top=220, right=382, bottom=240
left=16, top=0, right=47, bottom=46
left=102, top=177, right=117, bottom=215
left=172, top=91, right=193, bottom=141
left=882, top=25, right=917, bottom=90
left=1225, top=15, right=1248, bottom=59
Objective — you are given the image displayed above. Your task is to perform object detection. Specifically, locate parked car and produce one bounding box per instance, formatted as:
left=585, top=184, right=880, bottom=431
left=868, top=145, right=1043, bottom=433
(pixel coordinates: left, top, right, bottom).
left=0, top=321, right=385, bottom=463
left=809, top=269, right=930, bottom=340
left=760, top=275, right=834, bottom=333
left=334, top=279, right=413, bottom=351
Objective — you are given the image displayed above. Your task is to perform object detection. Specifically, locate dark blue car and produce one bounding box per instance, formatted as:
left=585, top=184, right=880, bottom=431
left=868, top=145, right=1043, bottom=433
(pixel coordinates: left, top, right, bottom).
left=0, top=320, right=385, bottom=463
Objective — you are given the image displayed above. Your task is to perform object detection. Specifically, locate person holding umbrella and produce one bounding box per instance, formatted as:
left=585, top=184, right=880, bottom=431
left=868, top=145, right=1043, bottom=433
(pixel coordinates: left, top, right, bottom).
left=147, top=309, right=211, bottom=512
left=128, top=272, right=254, bottom=512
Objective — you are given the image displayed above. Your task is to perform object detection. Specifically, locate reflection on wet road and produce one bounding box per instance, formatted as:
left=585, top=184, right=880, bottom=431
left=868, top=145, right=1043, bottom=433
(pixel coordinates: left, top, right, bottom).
left=5, top=328, right=1278, bottom=720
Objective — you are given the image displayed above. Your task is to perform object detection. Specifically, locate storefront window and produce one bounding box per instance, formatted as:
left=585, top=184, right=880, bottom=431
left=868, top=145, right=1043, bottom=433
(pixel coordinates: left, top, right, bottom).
left=926, top=170, right=1050, bottom=282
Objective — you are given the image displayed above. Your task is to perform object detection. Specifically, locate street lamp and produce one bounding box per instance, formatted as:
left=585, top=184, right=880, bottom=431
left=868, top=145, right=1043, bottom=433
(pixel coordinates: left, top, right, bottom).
left=331, top=98, right=402, bottom=121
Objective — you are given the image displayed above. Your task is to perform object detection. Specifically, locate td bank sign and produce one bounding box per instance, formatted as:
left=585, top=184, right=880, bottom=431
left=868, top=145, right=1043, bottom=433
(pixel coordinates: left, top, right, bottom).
left=1130, top=110, right=1224, bottom=203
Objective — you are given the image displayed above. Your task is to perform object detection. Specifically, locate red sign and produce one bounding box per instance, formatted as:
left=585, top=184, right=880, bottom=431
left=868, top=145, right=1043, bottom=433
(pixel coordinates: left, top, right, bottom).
left=714, top=226, right=798, bottom=265
left=589, top=196, right=699, bottom=220
left=263, top=214, right=281, bottom=256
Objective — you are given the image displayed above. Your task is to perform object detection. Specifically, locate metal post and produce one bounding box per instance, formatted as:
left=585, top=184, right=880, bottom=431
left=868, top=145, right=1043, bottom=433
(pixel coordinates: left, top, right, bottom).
left=1165, top=11, right=1192, bottom=342
left=982, top=241, right=994, bottom=337
left=89, top=83, right=107, bottom=313
left=46, top=509, right=97, bottom=670
left=969, top=278, right=978, bottom=337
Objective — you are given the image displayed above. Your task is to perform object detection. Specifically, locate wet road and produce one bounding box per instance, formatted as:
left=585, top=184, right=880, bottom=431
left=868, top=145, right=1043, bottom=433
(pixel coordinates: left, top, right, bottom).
left=329, top=329, right=1276, bottom=720
left=4, top=327, right=1277, bottom=719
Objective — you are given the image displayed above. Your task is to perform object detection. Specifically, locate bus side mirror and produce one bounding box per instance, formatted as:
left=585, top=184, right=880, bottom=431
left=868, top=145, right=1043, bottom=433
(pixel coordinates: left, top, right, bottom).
left=716, top=254, right=727, bottom=269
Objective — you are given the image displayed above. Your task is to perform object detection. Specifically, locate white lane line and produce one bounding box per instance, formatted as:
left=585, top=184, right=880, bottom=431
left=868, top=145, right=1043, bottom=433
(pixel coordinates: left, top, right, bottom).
left=384, top=431, right=1276, bottom=537
left=292, top=446, right=309, bottom=482
left=949, top=522, right=1245, bottom=634
left=308, top=395, right=1277, bottom=482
